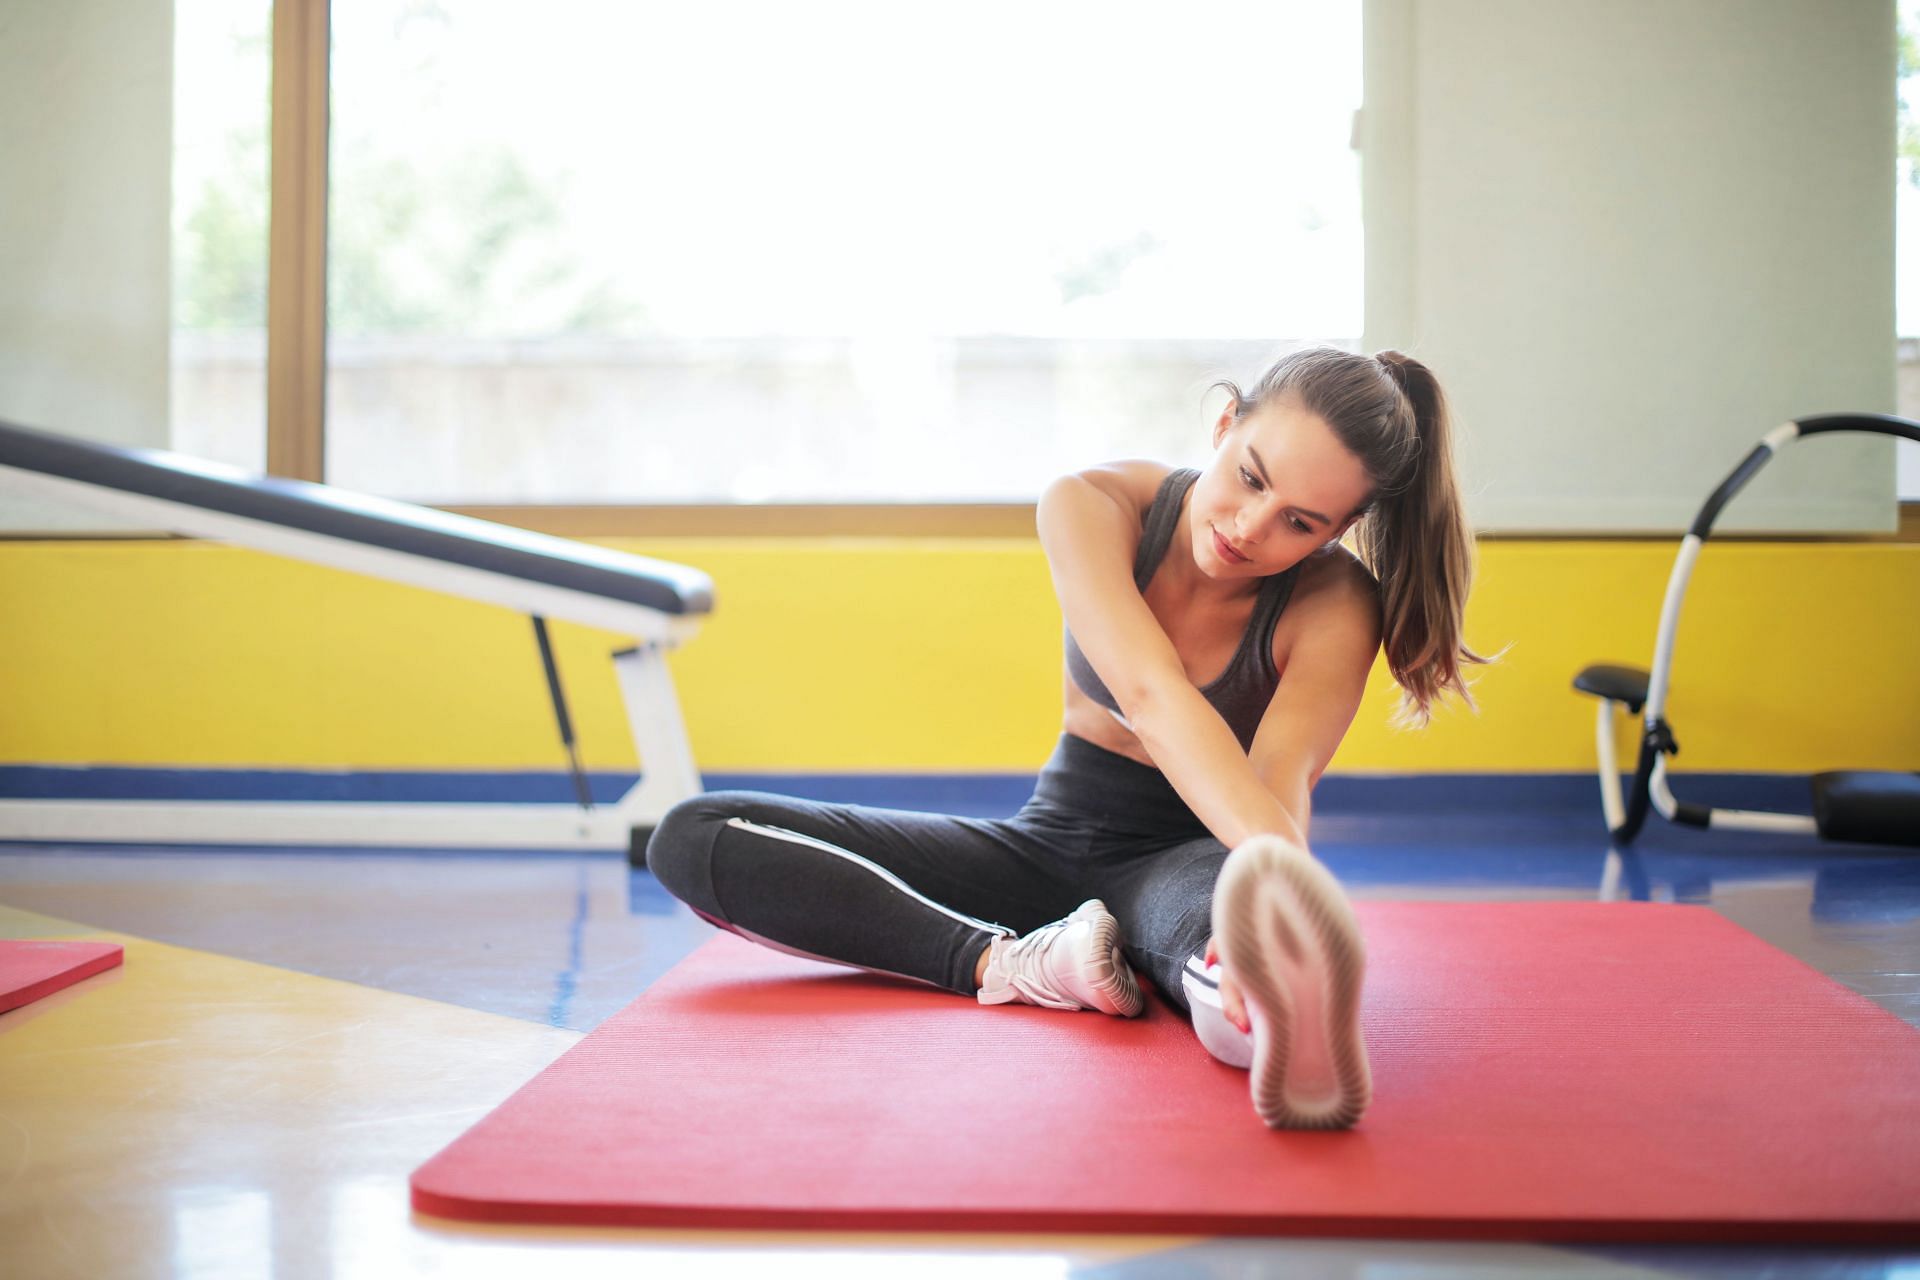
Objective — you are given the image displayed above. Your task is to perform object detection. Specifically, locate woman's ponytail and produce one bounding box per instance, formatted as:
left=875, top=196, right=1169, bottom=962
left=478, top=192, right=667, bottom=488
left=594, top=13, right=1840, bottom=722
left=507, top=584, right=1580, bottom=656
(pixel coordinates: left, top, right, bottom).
left=1363, top=351, right=1492, bottom=727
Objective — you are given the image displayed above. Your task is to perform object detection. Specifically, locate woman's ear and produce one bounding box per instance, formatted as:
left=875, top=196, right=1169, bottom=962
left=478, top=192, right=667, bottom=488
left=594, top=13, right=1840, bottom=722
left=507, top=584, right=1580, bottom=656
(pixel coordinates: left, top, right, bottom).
left=1211, top=403, right=1238, bottom=448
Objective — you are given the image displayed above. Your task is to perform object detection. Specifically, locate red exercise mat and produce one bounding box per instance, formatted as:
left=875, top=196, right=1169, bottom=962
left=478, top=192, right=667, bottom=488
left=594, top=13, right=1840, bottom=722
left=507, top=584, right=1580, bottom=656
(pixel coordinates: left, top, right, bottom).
left=0, top=940, right=124, bottom=1015
left=411, top=902, right=1920, bottom=1243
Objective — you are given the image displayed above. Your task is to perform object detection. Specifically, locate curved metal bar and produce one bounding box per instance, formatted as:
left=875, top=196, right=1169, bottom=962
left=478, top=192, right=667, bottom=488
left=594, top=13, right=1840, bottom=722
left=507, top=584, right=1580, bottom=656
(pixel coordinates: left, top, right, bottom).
left=1648, top=414, right=1920, bottom=722
left=1614, top=414, right=1919, bottom=844
left=1794, top=412, right=1920, bottom=443
left=1688, top=443, right=1779, bottom=540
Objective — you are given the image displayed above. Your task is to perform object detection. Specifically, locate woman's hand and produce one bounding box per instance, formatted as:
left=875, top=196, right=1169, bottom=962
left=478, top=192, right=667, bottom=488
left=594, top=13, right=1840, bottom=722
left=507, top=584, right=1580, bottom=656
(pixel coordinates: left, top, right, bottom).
left=1203, top=934, right=1250, bottom=1034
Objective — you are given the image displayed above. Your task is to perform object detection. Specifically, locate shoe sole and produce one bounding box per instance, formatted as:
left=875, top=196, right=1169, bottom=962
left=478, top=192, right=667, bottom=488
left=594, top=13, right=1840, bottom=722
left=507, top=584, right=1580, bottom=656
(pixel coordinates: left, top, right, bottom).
left=1077, top=900, right=1145, bottom=1018
left=1212, top=838, right=1370, bottom=1129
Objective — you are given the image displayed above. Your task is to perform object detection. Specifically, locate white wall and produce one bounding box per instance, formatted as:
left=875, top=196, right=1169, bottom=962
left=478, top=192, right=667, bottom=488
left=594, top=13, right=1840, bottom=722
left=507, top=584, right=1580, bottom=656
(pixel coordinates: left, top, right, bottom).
left=1364, top=0, right=1897, bottom=533
left=0, top=0, right=173, bottom=534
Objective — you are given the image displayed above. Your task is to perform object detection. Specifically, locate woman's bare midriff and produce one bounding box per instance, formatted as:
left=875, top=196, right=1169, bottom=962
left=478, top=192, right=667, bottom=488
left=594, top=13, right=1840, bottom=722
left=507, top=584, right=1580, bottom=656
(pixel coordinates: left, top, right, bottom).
left=1061, top=680, right=1158, bottom=766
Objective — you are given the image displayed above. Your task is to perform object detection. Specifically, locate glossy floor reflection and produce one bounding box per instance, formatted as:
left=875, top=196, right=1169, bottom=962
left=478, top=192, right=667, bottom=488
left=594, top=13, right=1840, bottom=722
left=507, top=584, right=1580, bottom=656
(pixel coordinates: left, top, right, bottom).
left=2, top=799, right=1918, bottom=1278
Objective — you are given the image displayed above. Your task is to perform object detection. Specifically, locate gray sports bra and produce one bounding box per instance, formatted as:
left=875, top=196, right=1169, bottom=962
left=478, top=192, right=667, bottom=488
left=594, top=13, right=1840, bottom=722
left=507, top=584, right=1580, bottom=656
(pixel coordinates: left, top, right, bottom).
left=1063, top=468, right=1300, bottom=751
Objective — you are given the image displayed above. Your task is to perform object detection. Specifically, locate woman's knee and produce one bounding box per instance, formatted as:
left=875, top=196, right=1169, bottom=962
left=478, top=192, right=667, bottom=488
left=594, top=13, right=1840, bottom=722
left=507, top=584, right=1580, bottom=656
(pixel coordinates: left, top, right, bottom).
left=644, top=793, right=746, bottom=916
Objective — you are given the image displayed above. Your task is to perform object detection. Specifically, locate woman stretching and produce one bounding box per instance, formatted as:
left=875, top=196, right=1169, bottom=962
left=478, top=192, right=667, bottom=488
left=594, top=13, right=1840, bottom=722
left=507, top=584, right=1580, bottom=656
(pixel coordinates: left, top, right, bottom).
left=646, top=347, right=1485, bottom=1130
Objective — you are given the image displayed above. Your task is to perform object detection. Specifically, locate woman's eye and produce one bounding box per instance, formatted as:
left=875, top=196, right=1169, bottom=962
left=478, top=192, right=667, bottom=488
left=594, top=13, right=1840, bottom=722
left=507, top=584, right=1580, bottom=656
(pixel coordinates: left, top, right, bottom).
left=1290, top=518, right=1312, bottom=534
left=1239, top=468, right=1261, bottom=491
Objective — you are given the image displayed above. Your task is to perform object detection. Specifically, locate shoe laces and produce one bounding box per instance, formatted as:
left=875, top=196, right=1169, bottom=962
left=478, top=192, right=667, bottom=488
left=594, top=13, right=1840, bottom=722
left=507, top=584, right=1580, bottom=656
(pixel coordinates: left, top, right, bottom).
left=997, top=918, right=1082, bottom=1011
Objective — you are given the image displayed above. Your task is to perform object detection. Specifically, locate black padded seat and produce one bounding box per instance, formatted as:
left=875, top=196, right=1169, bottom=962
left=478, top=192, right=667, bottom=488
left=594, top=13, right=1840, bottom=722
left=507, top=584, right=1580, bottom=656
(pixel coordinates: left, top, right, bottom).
left=1811, top=771, right=1920, bottom=848
left=1573, top=664, right=1651, bottom=714
left=0, top=418, right=712, bottom=617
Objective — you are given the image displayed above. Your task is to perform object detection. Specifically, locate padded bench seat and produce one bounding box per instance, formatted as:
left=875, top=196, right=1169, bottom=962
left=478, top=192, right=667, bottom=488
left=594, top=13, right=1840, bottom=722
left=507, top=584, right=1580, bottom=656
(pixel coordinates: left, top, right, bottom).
left=0, top=418, right=712, bottom=631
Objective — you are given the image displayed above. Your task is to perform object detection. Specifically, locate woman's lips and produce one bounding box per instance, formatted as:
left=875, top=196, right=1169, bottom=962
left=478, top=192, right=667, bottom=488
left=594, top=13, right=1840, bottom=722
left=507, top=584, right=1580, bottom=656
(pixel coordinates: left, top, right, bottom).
left=1213, top=528, right=1248, bottom=563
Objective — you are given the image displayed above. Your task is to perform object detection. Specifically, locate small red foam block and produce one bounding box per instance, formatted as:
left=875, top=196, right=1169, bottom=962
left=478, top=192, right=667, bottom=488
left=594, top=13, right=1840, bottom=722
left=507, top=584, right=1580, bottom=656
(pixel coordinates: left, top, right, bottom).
left=0, top=940, right=124, bottom=1015
left=411, top=903, right=1920, bottom=1243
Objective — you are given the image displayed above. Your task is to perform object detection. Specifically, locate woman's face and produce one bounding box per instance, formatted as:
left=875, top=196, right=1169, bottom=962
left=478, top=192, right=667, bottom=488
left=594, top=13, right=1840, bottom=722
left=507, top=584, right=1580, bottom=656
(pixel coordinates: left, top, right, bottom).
left=1189, top=394, right=1375, bottom=581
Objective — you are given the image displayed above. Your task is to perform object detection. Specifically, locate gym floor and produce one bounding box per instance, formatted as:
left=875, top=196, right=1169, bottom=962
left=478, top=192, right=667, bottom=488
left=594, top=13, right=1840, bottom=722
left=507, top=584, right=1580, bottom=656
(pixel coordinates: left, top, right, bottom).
left=2, top=801, right=1917, bottom=1279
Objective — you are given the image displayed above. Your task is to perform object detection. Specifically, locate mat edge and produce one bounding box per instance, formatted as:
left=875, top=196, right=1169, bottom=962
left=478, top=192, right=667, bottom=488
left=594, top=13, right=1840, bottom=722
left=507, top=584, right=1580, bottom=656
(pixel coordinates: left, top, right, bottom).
left=407, top=1185, right=1920, bottom=1245
left=0, top=943, right=124, bottom=1015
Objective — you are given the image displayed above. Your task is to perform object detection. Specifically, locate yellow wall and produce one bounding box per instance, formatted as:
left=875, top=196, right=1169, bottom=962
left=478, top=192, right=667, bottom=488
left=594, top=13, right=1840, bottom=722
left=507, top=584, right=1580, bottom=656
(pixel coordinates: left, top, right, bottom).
left=2, top=537, right=1915, bottom=774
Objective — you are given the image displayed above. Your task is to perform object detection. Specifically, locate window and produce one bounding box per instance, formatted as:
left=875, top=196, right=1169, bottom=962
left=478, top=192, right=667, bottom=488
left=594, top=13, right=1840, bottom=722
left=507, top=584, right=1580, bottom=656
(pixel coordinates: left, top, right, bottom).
left=320, top=1, right=1364, bottom=504
left=172, top=0, right=272, bottom=475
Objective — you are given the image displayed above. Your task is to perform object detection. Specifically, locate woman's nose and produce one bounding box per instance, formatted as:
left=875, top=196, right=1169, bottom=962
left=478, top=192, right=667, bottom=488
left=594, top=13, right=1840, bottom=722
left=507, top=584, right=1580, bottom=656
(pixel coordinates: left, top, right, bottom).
left=1236, top=502, right=1275, bottom=542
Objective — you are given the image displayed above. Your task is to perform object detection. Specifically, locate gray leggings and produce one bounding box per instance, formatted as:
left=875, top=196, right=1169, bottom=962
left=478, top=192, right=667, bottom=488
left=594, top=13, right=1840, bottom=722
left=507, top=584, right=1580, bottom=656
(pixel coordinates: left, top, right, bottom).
left=644, top=732, right=1228, bottom=1014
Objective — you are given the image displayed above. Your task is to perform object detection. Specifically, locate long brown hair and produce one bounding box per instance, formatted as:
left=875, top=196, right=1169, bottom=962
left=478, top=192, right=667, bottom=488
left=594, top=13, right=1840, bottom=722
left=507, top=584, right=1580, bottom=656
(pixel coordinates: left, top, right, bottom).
left=1211, top=347, right=1492, bottom=727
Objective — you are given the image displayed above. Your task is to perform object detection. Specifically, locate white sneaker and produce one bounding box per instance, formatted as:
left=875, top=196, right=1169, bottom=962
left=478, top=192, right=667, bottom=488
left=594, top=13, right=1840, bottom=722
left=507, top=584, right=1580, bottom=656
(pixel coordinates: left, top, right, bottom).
left=977, top=899, right=1144, bottom=1017
left=1182, top=955, right=1252, bottom=1069
left=1212, top=836, right=1371, bottom=1129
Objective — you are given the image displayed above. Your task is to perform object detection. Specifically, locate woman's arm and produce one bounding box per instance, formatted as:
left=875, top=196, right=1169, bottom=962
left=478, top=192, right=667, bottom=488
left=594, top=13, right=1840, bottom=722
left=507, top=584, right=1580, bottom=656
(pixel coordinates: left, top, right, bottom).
left=1036, top=469, right=1211, bottom=775
left=1129, top=683, right=1308, bottom=847
left=1135, top=573, right=1380, bottom=850
left=1196, top=571, right=1381, bottom=1035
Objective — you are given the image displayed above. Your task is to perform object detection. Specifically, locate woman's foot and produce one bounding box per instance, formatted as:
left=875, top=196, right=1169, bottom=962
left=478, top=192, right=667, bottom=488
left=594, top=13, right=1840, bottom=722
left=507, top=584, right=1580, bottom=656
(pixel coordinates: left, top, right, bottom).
left=1210, top=835, right=1371, bottom=1129
left=1181, top=954, right=1253, bottom=1067
left=977, top=899, right=1145, bottom=1016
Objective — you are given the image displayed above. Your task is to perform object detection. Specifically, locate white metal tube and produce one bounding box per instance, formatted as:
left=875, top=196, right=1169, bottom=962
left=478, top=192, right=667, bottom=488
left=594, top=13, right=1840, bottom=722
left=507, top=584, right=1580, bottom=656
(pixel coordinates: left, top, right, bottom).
left=1643, top=535, right=1702, bottom=723
left=1645, top=759, right=1819, bottom=835
left=1594, top=701, right=1625, bottom=832
left=1705, top=809, right=1821, bottom=835
left=1650, top=756, right=1679, bottom=819
left=609, top=642, right=705, bottom=826
left=0, top=799, right=631, bottom=850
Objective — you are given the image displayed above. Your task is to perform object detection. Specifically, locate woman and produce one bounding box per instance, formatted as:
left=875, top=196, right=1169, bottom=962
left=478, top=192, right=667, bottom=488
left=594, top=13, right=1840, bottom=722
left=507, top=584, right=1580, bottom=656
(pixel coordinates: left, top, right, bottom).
left=646, top=346, right=1486, bottom=1130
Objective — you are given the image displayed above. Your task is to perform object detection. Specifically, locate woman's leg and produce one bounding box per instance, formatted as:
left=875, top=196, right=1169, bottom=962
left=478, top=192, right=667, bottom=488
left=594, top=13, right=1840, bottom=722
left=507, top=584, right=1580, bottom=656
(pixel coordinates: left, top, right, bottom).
left=1093, top=834, right=1229, bottom=1014
left=646, top=789, right=1093, bottom=997
left=1099, top=832, right=1372, bottom=1130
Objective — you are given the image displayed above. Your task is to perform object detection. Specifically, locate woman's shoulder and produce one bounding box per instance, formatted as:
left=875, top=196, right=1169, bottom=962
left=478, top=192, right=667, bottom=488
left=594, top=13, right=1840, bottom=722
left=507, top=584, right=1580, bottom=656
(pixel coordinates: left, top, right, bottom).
left=1271, top=543, right=1383, bottom=671
left=1290, top=542, right=1382, bottom=621
left=1065, top=459, right=1184, bottom=525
